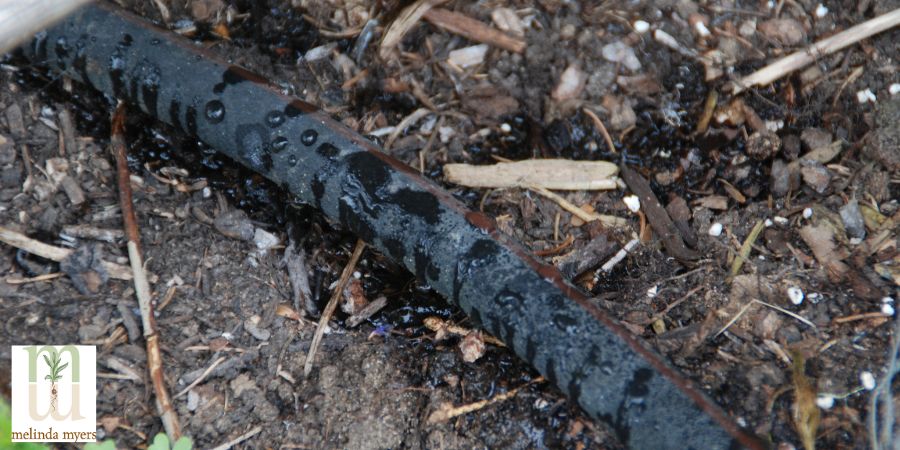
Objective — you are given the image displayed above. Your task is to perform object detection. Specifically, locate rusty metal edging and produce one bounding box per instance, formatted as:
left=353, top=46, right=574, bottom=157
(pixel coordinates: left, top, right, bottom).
left=25, top=3, right=765, bottom=449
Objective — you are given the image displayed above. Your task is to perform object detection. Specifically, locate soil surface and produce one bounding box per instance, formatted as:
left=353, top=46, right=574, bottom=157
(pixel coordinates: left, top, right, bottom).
left=1, top=0, right=899, bottom=448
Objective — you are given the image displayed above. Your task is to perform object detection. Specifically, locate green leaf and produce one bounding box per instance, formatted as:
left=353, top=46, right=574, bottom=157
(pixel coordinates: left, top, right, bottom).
left=171, top=436, right=193, bottom=450
left=57, top=362, right=68, bottom=374
left=84, top=440, right=117, bottom=450
left=0, top=399, right=49, bottom=449
left=147, top=433, right=170, bottom=450
left=42, top=354, right=51, bottom=367
left=44, top=375, right=51, bottom=380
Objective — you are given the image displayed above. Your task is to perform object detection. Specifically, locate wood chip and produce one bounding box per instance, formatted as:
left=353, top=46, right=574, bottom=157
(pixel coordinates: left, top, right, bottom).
left=346, top=295, right=388, bottom=328
left=423, top=7, right=526, bottom=53
left=445, top=159, right=618, bottom=190
left=379, top=0, right=446, bottom=60
left=0, top=225, right=132, bottom=280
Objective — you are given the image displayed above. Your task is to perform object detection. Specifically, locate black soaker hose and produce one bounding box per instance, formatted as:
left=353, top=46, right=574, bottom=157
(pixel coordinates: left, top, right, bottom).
left=25, top=4, right=765, bottom=449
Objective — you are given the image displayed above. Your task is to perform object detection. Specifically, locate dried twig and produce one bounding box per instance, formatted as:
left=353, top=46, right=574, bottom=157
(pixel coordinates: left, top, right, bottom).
left=620, top=166, right=699, bottom=261
left=529, top=186, right=627, bottom=228
left=210, top=426, right=262, bottom=450
left=379, top=0, right=446, bottom=59
left=175, top=356, right=226, bottom=398
left=582, top=108, right=617, bottom=154
left=346, top=295, right=388, bottom=328
left=715, top=299, right=816, bottom=338
left=304, top=239, right=366, bottom=377
left=0, top=226, right=132, bottom=280
left=730, top=219, right=765, bottom=277
left=5, top=272, right=64, bottom=284
left=427, top=377, right=544, bottom=423
left=422, top=8, right=526, bottom=54
left=733, top=8, right=900, bottom=93
left=111, top=103, right=181, bottom=441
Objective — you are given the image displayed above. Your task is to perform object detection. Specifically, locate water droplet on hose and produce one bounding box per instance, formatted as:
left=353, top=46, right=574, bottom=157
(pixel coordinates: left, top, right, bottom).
left=288, top=155, right=298, bottom=167
left=265, top=111, right=285, bottom=128
left=301, top=129, right=317, bottom=146
left=151, top=38, right=161, bottom=46
left=271, top=136, right=288, bottom=153
left=205, top=100, right=225, bottom=124
left=600, top=361, right=614, bottom=376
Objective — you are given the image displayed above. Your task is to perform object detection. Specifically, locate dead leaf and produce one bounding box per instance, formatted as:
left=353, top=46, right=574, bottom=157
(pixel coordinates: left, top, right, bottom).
left=791, top=351, right=819, bottom=450
left=799, top=225, right=849, bottom=281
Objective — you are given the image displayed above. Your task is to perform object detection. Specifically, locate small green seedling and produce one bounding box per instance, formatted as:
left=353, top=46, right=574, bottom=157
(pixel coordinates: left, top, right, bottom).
left=148, top=433, right=193, bottom=450
left=84, top=433, right=192, bottom=450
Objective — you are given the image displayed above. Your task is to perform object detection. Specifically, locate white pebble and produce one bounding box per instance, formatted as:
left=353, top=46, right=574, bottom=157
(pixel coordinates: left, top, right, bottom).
left=890, top=83, right=900, bottom=96
left=202, top=186, right=212, bottom=198
left=694, top=21, right=711, bottom=37
left=633, top=20, right=650, bottom=33
left=708, top=223, right=723, bottom=237
left=623, top=195, right=641, bottom=213
left=856, top=88, right=877, bottom=104
left=808, top=293, right=823, bottom=303
left=353, top=271, right=362, bottom=279
left=883, top=297, right=895, bottom=304
left=448, top=44, right=489, bottom=68
left=815, top=395, right=834, bottom=410
left=767, top=0, right=775, bottom=8
left=647, top=285, right=658, bottom=298
left=802, top=207, right=813, bottom=219
left=774, top=216, right=789, bottom=225
left=601, top=41, right=642, bottom=71
left=764, top=218, right=773, bottom=227
left=815, top=4, right=829, bottom=18
left=882, top=303, right=895, bottom=316
left=787, top=286, right=804, bottom=305
left=500, top=123, right=512, bottom=133
left=861, top=371, right=876, bottom=390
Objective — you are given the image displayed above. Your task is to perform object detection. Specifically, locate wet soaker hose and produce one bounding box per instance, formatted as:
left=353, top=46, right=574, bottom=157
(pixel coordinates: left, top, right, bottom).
left=24, top=3, right=765, bottom=449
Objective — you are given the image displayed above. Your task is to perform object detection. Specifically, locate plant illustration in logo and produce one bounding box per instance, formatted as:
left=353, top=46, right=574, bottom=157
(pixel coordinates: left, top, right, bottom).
left=42, top=352, right=68, bottom=412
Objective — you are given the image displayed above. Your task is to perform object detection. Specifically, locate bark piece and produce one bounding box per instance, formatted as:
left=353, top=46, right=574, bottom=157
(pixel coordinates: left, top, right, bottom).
left=620, top=166, right=699, bottom=262
left=444, top=159, right=618, bottom=190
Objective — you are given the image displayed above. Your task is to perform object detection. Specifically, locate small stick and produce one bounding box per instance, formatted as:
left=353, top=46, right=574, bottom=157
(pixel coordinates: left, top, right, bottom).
left=582, top=108, right=617, bottom=154
left=379, top=0, right=447, bottom=59
left=533, top=234, right=575, bottom=257
left=5, top=272, right=64, bottom=284
left=529, top=185, right=627, bottom=228
left=833, top=311, right=891, bottom=324
left=427, top=377, right=544, bottom=423
left=422, top=8, right=526, bottom=54
left=210, top=426, right=262, bottom=450
left=597, top=237, right=640, bottom=275
left=730, top=220, right=765, bottom=277
left=0, top=226, right=132, bottom=280
left=732, top=8, right=900, bottom=93
left=304, top=239, right=366, bottom=376
left=111, top=103, right=181, bottom=441
left=346, top=295, right=389, bottom=328
left=715, top=299, right=816, bottom=338
left=175, top=356, right=227, bottom=398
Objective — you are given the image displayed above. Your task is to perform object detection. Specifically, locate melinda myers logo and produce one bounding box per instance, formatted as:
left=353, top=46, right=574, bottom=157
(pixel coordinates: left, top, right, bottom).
left=10, top=345, right=97, bottom=442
